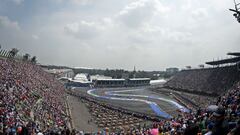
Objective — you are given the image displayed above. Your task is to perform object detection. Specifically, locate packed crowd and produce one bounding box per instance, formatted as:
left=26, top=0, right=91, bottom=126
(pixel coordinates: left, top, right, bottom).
left=0, top=59, right=70, bottom=134
left=151, top=88, right=215, bottom=109
left=165, top=66, right=240, bottom=95
left=1, top=58, right=240, bottom=135
left=174, top=92, right=215, bottom=109
left=67, top=81, right=240, bottom=135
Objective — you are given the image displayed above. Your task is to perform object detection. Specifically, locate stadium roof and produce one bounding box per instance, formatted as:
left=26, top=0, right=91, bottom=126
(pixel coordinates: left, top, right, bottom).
left=129, top=78, right=151, bottom=80
left=206, top=56, right=240, bottom=65
left=227, top=52, right=240, bottom=56
left=96, top=79, right=125, bottom=81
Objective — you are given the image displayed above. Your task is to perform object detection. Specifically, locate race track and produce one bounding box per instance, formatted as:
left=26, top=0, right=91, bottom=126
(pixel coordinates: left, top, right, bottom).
left=85, top=87, right=189, bottom=119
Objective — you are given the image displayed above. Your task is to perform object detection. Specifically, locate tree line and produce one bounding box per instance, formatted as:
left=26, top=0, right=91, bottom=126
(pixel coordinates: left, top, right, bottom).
left=73, top=68, right=175, bottom=80
left=0, top=47, right=37, bottom=64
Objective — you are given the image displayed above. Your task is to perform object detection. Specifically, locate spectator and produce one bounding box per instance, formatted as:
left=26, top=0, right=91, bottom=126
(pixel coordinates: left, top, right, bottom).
left=211, top=107, right=229, bottom=135
left=1, top=55, right=240, bottom=135
left=204, top=123, right=213, bottom=135
left=228, top=120, right=240, bottom=135
left=150, top=123, right=158, bottom=135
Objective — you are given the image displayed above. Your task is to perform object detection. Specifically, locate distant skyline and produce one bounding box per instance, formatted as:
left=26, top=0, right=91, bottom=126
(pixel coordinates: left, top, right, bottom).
left=0, top=0, right=240, bottom=70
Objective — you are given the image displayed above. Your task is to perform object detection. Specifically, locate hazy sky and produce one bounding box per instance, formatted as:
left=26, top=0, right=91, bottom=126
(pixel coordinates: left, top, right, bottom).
left=0, top=0, right=239, bottom=70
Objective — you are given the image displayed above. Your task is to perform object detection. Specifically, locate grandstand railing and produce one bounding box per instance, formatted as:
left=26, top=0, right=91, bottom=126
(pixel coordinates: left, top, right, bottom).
left=0, top=49, right=10, bottom=58
left=0, top=49, right=24, bottom=61
left=181, top=63, right=238, bottom=71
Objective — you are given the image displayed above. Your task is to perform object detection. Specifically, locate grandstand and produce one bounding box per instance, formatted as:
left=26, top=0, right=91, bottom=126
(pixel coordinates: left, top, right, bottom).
left=165, top=52, right=240, bottom=96
left=94, top=78, right=150, bottom=87
left=1, top=48, right=240, bottom=135
left=0, top=57, right=70, bottom=134
left=227, top=52, right=240, bottom=56
left=206, top=52, right=240, bottom=67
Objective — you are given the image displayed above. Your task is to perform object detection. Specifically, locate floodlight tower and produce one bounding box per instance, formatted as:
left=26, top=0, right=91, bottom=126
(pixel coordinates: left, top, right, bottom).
left=229, top=0, right=240, bottom=23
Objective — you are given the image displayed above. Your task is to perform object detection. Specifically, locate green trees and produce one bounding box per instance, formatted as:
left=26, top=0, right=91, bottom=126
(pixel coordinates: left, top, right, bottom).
left=31, top=56, right=37, bottom=64
left=8, top=48, right=19, bottom=58
left=0, top=47, right=37, bottom=64
left=23, top=54, right=37, bottom=64
left=23, top=53, right=30, bottom=61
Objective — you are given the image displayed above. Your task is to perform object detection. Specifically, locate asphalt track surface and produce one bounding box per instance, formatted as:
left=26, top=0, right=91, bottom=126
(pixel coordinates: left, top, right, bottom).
left=83, top=87, right=189, bottom=119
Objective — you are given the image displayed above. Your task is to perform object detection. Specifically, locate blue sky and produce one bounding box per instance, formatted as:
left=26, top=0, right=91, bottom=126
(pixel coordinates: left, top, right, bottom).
left=0, top=0, right=240, bottom=70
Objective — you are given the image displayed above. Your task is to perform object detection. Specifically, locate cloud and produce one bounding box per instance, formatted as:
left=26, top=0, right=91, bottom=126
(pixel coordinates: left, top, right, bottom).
left=191, top=8, right=208, bottom=21
left=32, top=34, right=39, bottom=40
left=127, top=25, right=193, bottom=46
left=117, top=0, right=169, bottom=28
left=64, top=20, right=103, bottom=39
left=10, top=0, right=24, bottom=5
left=0, top=16, right=20, bottom=30
left=48, top=0, right=94, bottom=5
left=70, top=0, right=93, bottom=5
left=0, top=0, right=239, bottom=70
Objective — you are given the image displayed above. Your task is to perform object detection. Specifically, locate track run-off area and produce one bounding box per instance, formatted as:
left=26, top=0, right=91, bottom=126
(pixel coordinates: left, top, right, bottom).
left=87, top=88, right=189, bottom=119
